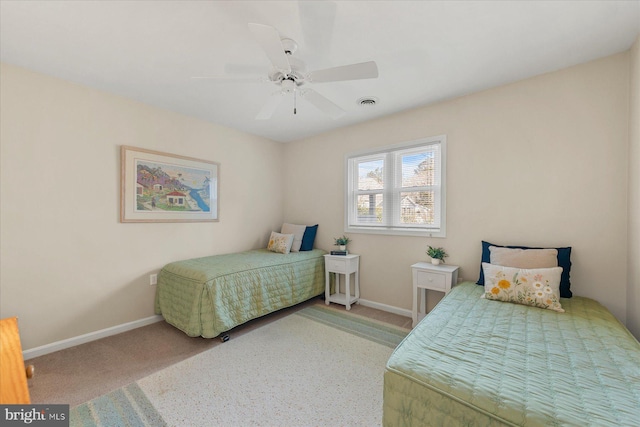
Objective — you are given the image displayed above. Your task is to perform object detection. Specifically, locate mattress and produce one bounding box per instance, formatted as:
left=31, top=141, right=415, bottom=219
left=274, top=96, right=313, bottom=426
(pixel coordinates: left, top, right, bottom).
left=383, top=282, right=640, bottom=427
left=154, top=249, right=325, bottom=338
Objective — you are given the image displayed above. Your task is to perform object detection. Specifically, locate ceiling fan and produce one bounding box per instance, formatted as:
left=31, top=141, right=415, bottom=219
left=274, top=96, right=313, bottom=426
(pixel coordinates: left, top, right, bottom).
left=196, top=23, right=379, bottom=120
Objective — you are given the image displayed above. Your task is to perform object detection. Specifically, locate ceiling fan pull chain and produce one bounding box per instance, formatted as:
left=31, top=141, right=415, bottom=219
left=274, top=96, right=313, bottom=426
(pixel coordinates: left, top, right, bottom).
left=294, top=90, right=297, bottom=115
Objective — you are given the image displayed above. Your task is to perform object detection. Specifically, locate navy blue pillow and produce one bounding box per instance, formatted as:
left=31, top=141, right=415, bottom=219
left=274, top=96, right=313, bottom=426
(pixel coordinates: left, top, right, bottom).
left=300, top=225, right=318, bottom=251
left=476, top=241, right=572, bottom=298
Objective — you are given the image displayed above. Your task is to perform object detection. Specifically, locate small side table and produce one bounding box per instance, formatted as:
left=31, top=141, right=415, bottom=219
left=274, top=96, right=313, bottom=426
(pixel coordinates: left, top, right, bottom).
left=411, top=262, right=459, bottom=327
left=324, top=254, right=360, bottom=310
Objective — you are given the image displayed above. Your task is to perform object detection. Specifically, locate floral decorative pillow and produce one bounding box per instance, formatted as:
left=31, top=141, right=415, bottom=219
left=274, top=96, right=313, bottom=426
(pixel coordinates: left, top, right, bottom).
left=481, top=263, right=564, bottom=312
left=267, top=231, right=294, bottom=254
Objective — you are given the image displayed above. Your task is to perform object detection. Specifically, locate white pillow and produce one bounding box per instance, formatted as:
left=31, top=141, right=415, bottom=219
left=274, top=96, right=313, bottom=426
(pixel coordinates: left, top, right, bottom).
left=281, top=223, right=306, bottom=252
left=481, top=262, right=564, bottom=312
left=489, top=246, right=558, bottom=269
left=267, top=232, right=294, bottom=254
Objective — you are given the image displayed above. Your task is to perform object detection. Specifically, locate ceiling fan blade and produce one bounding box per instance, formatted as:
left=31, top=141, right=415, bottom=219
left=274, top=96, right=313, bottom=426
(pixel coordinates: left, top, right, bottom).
left=301, top=89, right=345, bottom=119
left=248, top=23, right=291, bottom=74
left=256, top=92, right=285, bottom=120
left=298, top=1, right=336, bottom=58
left=309, top=61, right=379, bottom=83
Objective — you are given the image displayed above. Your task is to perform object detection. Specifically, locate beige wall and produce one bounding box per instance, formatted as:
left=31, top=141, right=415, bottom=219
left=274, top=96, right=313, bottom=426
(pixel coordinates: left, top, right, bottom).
left=628, top=36, right=640, bottom=339
left=2, top=47, right=635, bottom=352
left=285, top=52, right=631, bottom=323
left=0, top=63, right=285, bottom=350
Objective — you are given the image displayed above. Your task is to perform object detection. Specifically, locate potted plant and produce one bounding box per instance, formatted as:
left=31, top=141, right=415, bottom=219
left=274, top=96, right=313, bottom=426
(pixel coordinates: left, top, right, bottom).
left=426, top=246, right=448, bottom=265
left=334, top=235, right=351, bottom=251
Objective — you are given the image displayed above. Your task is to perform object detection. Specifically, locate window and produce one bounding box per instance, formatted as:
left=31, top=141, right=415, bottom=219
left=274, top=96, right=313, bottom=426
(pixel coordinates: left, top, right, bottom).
left=345, top=135, right=446, bottom=237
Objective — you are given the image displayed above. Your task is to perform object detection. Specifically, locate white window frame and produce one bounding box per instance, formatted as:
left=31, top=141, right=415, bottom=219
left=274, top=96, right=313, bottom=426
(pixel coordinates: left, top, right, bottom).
left=344, top=135, right=447, bottom=238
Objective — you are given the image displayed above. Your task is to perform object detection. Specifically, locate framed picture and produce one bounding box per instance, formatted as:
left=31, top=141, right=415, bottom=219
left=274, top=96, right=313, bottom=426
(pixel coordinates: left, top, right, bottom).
left=120, top=146, right=219, bottom=223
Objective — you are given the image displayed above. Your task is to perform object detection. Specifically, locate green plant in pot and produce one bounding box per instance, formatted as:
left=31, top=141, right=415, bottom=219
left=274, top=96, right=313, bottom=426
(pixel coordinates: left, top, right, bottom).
left=426, top=246, right=448, bottom=265
left=334, top=235, right=351, bottom=250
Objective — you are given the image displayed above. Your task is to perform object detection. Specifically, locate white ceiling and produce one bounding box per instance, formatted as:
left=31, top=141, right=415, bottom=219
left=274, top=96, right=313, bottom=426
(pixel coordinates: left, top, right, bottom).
left=1, top=1, right=639, bottom=143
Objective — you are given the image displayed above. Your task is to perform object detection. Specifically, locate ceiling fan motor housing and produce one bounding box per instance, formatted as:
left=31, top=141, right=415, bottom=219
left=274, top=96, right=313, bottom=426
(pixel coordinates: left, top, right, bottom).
left=269, top=56, right=307, bottom=86
left=280, top=38, right=298, bottom=55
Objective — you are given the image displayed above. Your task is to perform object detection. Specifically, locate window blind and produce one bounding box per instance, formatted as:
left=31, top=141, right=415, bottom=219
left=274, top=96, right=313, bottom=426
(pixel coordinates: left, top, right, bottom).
left=345, top=135, right=446, bottom=237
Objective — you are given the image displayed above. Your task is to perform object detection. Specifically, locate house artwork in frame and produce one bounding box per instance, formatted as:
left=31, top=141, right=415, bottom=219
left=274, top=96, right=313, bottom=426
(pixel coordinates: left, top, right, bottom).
left=120, top=146, right=219, bottom=222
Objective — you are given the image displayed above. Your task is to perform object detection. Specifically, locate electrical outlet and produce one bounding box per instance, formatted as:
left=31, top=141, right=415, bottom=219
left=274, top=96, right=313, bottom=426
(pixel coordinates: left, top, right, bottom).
left=150, top=274, right=158, bottom=285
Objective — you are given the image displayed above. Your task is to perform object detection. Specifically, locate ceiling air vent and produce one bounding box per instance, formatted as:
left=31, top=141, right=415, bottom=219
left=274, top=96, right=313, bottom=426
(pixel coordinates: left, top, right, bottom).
left=357, top=97, right=378, bottom=107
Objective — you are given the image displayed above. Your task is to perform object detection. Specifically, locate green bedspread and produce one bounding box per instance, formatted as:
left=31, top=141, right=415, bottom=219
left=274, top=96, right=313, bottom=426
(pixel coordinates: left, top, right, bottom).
left=383, top=282, right=640, bottom=427
left=154, top=249, right=325, bottom=338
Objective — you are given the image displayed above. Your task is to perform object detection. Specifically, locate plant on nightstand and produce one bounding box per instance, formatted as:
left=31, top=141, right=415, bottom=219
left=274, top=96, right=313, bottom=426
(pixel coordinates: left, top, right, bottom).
left=426, top=246, right=448, bottom=265
left=334, top=235, right=351, bottom=251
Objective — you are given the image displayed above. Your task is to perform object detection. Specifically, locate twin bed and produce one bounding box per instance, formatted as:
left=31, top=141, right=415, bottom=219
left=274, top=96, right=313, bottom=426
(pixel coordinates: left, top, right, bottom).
left=154, top=248, right=325, bottom=339
left=383, top=282, right=640, bottom=426
left=384, top=242, right=640, bottom=427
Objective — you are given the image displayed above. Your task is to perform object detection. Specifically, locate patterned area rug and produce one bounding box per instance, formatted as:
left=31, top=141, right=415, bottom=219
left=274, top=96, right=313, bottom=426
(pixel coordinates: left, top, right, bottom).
left=297, top=305, right=408, bottom=348
left=70, top=305, right=409, bottom=427
left=70, top=383, right=165, bottom=427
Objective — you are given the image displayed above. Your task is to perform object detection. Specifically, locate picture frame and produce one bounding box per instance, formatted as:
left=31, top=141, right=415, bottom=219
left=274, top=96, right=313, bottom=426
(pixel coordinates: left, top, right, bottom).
left=120, top=146, right=219, bottom=223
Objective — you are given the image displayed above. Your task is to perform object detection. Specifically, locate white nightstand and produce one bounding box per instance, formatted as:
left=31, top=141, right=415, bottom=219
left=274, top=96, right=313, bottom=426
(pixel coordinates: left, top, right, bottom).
left=324, top=254, right=360, bottom=310
left=411, top=262, right=459, bottom=327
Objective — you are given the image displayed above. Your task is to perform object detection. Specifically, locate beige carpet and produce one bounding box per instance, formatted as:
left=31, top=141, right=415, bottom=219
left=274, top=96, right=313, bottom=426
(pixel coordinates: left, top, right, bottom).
left=27, top=318, right=222, bottom=406
left=26, top=301, right=316, bottom=406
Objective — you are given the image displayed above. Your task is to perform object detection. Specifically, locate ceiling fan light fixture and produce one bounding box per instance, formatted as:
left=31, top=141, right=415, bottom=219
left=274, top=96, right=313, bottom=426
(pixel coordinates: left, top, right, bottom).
left=282, top=79, right=296, bottom=93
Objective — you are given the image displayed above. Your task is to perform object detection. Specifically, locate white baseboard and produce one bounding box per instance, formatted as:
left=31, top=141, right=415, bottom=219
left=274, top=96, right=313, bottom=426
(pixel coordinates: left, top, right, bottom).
left=357, top=298, right=412, bottom=318
left=23, top=301, right=409, bottom=360
left=23, top=315, right=164, bottom=360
